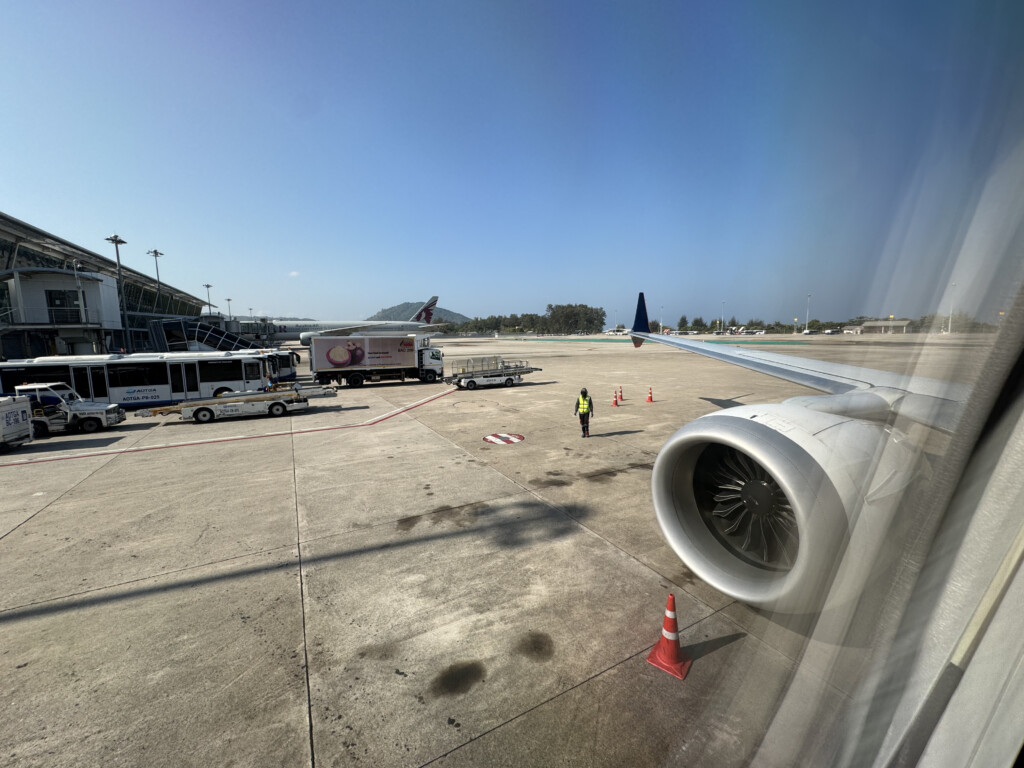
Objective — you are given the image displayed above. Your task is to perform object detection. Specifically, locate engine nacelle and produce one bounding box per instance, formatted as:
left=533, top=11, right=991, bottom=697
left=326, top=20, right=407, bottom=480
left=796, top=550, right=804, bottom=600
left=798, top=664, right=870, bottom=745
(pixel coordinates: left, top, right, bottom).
left=651, top=403, right=920, bottom=613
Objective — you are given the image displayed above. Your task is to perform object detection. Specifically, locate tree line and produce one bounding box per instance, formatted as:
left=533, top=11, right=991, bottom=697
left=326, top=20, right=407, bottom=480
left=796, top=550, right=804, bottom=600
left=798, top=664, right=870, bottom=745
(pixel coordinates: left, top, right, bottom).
left=664, top=311, right=998, bottom=334
left=451, top=304, right=607, bottom=335
left=451, top=304, right=997, bottom=336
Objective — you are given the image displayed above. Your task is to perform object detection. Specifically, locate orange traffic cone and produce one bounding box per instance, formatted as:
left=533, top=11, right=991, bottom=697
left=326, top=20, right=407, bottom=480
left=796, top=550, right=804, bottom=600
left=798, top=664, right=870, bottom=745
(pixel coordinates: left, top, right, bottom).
left=647, top=593, right=692, bottom=680
left=617, top=386, right=623, bottom=402
left=646, top=387, right=654, bottom=403
left=612, top=390, right=619, bottom=407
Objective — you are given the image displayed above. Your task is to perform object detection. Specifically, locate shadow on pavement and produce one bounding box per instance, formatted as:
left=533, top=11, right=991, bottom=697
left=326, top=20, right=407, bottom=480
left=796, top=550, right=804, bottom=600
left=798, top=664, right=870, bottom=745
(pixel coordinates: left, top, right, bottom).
left=0, top=498, right=593, bottom=625
left=699, top=394, right=753, bottom=410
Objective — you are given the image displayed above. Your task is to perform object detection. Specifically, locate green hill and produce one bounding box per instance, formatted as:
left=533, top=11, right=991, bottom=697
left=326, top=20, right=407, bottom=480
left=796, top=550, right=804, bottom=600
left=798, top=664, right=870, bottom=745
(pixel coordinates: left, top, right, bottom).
left=367, top=301, right=469, bottom=324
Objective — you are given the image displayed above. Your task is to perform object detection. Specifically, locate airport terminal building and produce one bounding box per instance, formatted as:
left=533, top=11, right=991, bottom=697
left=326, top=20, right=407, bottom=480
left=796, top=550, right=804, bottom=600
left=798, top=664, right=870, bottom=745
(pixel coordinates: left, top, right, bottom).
left=0, top=211, right=206, bottom=359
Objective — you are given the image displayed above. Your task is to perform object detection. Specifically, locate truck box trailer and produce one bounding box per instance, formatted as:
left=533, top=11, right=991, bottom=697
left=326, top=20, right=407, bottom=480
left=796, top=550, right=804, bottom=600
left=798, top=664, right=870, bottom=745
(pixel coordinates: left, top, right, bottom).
left=1, top=396, right=33, bottom=449
left=310, top=335, right=443, bottom=387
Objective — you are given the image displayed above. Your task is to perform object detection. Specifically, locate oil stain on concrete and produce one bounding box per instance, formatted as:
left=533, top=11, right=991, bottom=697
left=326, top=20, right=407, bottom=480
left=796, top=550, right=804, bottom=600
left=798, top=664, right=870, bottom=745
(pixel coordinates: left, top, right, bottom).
left=429, top=660, right=487, bottom=697
left=513, top=631, right=554, bottom=662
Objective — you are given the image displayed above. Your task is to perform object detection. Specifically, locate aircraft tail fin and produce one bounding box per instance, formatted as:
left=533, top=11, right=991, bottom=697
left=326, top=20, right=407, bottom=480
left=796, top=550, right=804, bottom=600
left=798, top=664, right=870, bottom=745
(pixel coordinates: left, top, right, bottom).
left=631, top=292, right=650, bottom=347
left=411, top=296, right=439, bottom=324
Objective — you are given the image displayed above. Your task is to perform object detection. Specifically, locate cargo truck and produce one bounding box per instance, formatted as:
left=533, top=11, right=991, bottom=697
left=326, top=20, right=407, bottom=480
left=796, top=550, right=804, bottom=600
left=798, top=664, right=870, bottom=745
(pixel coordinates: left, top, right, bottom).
left=1, top=396, right=33, bottom=449
left=14, top=382, right=126, bottom=436
left=310, top=335, right=444, bottom=387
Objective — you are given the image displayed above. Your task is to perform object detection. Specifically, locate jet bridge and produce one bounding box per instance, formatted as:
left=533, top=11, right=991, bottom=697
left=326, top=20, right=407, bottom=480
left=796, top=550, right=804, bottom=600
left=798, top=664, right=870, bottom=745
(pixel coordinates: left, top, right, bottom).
left=148, top=319, right=263, bottom=352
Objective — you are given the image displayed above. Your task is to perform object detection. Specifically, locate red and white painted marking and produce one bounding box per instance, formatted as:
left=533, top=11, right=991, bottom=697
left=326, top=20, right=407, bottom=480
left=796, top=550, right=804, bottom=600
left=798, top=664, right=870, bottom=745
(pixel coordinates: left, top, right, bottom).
left=483, top=433, right=525, bottom=445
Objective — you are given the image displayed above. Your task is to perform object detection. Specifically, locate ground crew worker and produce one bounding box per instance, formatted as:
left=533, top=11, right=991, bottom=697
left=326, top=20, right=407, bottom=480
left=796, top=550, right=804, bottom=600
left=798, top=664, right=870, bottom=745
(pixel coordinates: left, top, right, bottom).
left=573, top=387, right=594, bottom=437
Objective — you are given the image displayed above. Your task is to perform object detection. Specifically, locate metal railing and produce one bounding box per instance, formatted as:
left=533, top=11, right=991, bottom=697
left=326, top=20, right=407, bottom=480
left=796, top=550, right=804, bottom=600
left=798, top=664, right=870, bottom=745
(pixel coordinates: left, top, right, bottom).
left=0, top=305, right=101, bottom=325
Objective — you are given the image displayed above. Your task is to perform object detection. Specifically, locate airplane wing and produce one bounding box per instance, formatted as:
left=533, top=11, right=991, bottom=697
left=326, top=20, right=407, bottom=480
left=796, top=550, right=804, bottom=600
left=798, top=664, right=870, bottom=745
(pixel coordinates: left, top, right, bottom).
left=318, top=323, right=372, bottom=335
left=629, top=292, right=968, bottom=433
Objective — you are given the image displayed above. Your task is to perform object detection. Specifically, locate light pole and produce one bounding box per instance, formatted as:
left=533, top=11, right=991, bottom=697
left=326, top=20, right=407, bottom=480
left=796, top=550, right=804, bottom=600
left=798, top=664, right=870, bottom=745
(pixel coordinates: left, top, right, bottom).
left=794, top=317, right=799, bottom=335
left=721, top=301, right=725, bottom=333
left=805, top=293, right=811, bottom=332
left=72, top=259, right=85, bottom=323
left=226, top=298, right=232, bottom=321
left=948, top=282, right=957, bottom=334
left=105, top=234, right=131, bottom=353
left=203, top=284, right=213, bottom=315
left=147, top=249, right=163, bottom=312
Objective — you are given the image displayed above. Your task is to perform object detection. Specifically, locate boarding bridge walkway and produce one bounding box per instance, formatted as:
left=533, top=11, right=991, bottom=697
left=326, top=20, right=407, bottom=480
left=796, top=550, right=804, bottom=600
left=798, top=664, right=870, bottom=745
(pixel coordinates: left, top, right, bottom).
left=148, top=319, right=263, bottom=353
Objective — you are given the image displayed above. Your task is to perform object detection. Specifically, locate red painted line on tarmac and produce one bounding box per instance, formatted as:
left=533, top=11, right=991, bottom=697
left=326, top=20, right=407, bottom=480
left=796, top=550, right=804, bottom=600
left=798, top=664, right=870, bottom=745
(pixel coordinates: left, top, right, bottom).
left=0, top=387, right=458, bottom=468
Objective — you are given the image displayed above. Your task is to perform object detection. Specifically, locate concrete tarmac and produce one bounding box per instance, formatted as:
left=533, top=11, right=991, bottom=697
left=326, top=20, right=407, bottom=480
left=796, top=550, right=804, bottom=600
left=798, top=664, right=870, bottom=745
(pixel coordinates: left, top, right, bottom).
left=0, top=334, right=979, bottom=767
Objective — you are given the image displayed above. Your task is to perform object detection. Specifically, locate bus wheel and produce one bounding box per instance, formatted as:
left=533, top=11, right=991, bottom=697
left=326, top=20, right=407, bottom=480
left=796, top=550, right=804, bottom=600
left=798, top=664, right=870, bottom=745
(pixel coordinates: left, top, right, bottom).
left=79, top=417, right=101, bottom=433
left=193, top=408, right=215, bottom=423
left=269, top=402, right=287, bottom=417
left=348, top=374, right=364, bottom=388
left=213, top=387, right=233, bottom=397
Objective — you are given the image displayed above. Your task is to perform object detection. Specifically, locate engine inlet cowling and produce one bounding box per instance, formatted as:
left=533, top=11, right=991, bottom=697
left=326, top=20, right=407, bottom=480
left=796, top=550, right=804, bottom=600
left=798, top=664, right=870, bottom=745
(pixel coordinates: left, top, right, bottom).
left=651, top=405, right=864, bottom=612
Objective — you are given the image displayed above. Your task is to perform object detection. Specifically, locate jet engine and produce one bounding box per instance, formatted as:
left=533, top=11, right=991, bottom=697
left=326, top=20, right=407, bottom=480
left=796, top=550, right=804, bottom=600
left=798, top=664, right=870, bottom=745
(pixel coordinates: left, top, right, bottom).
left=651, top=402, right=921, bottom=613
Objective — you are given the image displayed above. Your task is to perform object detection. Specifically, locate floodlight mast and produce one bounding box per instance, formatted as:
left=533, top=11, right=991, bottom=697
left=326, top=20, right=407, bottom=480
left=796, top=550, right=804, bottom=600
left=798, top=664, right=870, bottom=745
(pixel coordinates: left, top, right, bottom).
left=105, top=234, right=131, bottom=353
left=147, top=249, right=163, bottom=312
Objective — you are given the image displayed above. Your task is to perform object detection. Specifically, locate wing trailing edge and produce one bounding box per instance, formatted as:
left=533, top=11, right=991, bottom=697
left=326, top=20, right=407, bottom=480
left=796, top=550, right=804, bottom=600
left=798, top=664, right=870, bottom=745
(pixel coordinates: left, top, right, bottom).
left=627, top=292, right=968, bottom=433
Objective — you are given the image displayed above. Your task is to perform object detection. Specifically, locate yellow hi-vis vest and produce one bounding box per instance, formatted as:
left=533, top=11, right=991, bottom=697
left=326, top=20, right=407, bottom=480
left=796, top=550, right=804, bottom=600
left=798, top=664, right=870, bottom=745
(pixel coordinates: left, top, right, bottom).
left=578, top=395, right=591, bottom=414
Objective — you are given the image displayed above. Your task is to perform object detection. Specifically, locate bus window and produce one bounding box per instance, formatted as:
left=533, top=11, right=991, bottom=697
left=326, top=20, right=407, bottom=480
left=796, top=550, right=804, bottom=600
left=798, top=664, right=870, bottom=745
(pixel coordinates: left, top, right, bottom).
left=72, top=367, right=91, bottom=398
left=198, top=359, right=243, bottom=383
left=243, top=361, right=262, bottom=382
left=90, top=366, right=108, bottom=399
left=1, top=365, right=72, bottom=388
left=170, top=364, right=183, bottom=392
left=107, top=362, right=170, bottom=388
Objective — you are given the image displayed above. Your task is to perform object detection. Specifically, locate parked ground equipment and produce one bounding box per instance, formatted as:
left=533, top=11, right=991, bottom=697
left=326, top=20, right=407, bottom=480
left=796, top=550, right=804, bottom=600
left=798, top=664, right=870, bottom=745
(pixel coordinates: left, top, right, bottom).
left=0, top=396, right=33, bottom=449
left=180, top=392, right=309, bottom=423
left=135, top=385, right=336, bottom=423
left=13, top=382, right=126, bottom=436
left=444, top=357, right=542, bottom=389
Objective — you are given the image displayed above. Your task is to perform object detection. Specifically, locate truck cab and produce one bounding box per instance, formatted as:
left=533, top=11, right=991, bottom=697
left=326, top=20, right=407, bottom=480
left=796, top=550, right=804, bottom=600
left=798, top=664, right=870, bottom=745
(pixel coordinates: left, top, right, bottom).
left=14, top=382, right=126, bottom=436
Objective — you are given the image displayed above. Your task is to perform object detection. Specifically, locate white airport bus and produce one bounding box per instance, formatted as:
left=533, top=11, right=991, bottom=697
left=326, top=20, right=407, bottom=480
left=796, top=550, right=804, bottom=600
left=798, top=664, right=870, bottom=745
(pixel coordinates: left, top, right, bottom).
left=186, top=349, right=301, bottom=382
left=0, top=352, right=275, bottom=407
left=230, top=349, right=301, bottom=382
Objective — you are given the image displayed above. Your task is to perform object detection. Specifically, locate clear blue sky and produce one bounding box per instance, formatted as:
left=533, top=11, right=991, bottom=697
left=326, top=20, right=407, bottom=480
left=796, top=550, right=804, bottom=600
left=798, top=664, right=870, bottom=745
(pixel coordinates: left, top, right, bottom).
left=2, top=1, right=1021, bottom=325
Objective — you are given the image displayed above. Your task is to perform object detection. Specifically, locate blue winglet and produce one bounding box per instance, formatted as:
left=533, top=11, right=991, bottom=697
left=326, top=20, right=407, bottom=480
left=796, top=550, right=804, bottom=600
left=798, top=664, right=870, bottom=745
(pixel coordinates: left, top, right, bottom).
left=631, top=292, right=650, bottom=347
